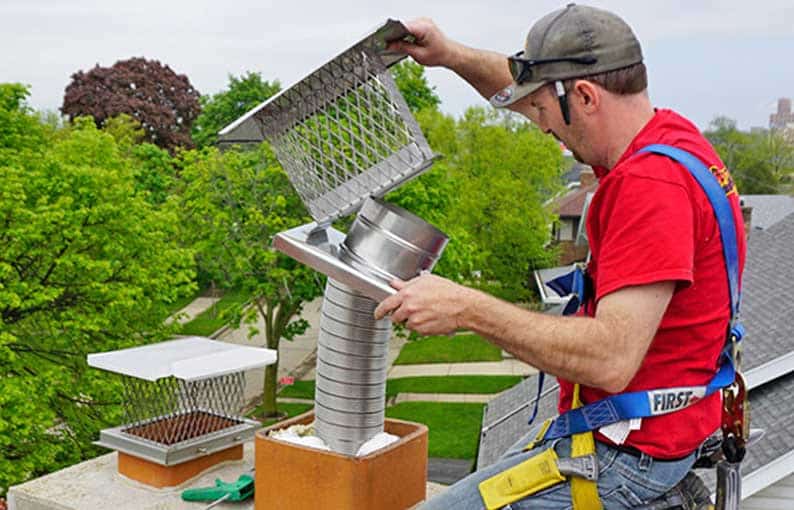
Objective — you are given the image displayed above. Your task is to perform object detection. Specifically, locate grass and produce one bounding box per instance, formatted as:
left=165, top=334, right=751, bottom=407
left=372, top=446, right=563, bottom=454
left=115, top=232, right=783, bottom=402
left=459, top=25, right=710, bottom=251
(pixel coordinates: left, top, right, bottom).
left=278, top=380, right=316, bottom=399
left=386, top=402, right=484, bottom=459
left=387, top=375, right=522, bottom=396
left=179, top=288, right=249, bottom=336
left=393, top=333, right=503, bottom=365
left=277, top=375, right=523, bottom=399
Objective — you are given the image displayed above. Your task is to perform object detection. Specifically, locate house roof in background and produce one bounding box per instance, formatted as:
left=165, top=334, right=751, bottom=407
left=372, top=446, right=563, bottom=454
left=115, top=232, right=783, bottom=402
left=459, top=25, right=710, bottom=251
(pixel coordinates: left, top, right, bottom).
left=742, top=195, right=794, bottom=231
left=555, top=182, right=598, bottom=218
left=741, top=212, right=794, bottom=375
left=561, top=163, right=587, bottom=185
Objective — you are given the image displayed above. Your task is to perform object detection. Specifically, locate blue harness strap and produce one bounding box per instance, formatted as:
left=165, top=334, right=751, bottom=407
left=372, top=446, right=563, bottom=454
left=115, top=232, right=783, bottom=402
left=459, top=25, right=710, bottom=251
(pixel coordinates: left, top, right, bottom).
left=547, top=266, right=588, bottom=316
left=640, top=145, right=741, bottom=320
left=534, top=144, right=743, bottom=440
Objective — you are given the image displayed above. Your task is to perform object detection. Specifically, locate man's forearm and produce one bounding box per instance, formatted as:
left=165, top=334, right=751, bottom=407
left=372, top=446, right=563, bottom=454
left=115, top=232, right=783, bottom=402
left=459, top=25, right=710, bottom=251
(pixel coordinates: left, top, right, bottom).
left=374, top=274, right=668, bottom=391
left=458, top=289, right=633, bottom=392
left=392, top=19, right=518, bottom=108
left=446, top=43, right=513, bottom=102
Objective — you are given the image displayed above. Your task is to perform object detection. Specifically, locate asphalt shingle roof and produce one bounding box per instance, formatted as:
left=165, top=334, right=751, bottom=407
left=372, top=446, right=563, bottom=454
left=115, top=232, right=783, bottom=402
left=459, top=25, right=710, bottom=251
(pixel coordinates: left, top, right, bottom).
left=741, top=212, right=794, bottom=370
left=741, top=195, right=794, bottom=231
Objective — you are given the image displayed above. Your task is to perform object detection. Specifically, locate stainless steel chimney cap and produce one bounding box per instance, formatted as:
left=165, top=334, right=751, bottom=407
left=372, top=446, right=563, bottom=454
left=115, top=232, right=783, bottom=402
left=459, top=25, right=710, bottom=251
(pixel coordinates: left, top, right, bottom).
left=218, top=19, right=437, bottom=227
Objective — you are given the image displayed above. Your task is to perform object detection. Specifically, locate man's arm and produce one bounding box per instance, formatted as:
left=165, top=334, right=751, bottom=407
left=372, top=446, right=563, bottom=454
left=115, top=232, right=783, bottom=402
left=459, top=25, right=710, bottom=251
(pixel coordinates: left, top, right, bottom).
left=374, top=275, right=674, bottom=393
left=390, top=19, right=536, bottom=118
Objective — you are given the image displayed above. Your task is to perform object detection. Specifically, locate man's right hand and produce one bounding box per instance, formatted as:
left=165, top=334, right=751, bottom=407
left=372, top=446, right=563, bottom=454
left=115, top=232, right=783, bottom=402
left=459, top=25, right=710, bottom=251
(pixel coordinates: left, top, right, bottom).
left=389, top=18, right=461, bottom=69
left=389, top=18, right=517, bottom=111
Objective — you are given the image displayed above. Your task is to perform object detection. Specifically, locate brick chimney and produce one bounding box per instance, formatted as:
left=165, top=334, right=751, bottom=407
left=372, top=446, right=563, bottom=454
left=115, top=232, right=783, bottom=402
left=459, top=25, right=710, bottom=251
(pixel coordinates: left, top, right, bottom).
left=579, top=167, right=596, bottom=187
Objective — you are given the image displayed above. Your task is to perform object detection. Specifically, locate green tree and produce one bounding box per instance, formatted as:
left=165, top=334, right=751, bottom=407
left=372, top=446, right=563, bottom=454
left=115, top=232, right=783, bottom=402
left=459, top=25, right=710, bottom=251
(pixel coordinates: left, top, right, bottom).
left=176, top=145, right=324, bottom=417
left=449, top=107, right=563, bottom=301
left=129, top=143, right=178, bottom=205
left=102, top=114, right=178, bottom=206
left=705, top=116, right=794, bottom=194
left=192, top=72, right=281, bottom=148
left=0, top=86, right=194, bottom=495
left=386, top=108, right=479, bottom=281
left=0, top=84, right=47, bottom=157
left=390, top=60, right=441, bottom=113
left=389, top=106, right=563, bottom=302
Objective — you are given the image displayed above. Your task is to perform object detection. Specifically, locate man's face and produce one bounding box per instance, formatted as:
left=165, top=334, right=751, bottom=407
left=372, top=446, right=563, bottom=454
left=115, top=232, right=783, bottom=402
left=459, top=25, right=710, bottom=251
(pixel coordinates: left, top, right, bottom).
left=527, top=84, right=591, bottom=164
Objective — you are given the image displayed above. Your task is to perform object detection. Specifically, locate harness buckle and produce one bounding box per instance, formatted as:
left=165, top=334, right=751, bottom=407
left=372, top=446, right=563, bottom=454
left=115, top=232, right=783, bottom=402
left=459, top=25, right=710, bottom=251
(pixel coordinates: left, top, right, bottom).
left=721, top=372, right=748, bottom=463
left=556, top=454, right=599, bottom=482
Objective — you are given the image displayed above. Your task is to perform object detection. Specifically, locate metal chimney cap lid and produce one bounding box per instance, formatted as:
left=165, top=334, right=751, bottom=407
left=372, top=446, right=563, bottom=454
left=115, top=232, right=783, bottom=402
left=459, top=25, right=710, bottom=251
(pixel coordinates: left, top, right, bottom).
left=87, top=337, right=277, bottom=382
left=217, top=19, right=411, bottom=142
left=217, top=19, right=437, bottom=226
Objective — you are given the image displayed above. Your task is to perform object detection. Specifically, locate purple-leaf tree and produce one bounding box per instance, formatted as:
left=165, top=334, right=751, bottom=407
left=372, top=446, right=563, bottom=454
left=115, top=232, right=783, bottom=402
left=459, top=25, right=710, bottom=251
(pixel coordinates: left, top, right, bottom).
left=61, top=57, right=201, bottom=151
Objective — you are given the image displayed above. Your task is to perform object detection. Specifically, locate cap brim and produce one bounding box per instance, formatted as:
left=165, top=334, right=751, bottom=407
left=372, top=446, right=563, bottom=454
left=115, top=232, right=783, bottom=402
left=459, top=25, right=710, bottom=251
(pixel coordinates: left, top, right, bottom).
left=489, top=80, right=545, bottom=108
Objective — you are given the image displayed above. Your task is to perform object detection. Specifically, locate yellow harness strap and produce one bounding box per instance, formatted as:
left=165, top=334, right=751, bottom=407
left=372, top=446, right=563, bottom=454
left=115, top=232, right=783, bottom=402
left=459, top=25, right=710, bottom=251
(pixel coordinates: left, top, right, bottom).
left=478, top=447, right=567, bottom=509
left=569, top=384, right=603, bottom=510
left=523, top=417, right=552, bottom=452
left=478, top=384, right=603, bottom=510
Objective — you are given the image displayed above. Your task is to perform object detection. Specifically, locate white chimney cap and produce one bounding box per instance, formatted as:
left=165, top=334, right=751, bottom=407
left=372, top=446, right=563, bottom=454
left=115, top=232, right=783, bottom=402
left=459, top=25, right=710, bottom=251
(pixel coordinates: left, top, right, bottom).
left=87, top=337, right=277, bottom=382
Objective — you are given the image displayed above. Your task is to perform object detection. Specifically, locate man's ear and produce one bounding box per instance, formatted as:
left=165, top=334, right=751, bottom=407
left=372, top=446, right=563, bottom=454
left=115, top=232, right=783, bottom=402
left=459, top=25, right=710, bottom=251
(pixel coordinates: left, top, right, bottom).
left=572, top=80, right=600, bottom=114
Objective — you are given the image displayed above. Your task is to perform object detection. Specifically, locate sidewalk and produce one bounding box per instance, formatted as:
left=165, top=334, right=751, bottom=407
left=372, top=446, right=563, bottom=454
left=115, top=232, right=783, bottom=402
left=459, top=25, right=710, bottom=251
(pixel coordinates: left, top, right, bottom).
left=393, top=392, right=497, bottom=404
left=164, top=296, right=220, bottom=325
left=388, top=359, right=537, bottom=378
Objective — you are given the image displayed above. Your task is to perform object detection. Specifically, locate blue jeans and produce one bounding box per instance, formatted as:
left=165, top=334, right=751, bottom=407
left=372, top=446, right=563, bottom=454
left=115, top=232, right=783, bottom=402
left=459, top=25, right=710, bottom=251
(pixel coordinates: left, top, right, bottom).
left=420, top=427, right=696, bottom=509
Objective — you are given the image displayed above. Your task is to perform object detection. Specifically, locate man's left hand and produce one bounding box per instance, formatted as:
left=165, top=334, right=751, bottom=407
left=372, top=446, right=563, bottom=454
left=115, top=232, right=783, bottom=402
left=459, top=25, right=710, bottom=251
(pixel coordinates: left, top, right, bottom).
left=373, top=274, right=474, bottom=336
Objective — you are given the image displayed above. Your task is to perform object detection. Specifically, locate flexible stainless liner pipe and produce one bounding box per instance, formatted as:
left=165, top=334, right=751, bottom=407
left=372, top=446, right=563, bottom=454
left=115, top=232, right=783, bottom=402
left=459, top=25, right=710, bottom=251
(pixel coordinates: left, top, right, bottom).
left=314, top=198, right=447, bottom=454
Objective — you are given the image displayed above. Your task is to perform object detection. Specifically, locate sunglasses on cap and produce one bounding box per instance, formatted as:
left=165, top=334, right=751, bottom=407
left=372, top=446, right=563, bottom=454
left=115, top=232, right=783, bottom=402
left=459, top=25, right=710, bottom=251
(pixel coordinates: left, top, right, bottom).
left=507, top=51, right=598, bottom=84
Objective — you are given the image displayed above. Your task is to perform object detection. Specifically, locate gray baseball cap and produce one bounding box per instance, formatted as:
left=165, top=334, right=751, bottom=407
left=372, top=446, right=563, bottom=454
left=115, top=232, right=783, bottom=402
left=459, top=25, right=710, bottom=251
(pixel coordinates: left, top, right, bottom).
left=490, top=3, right=643, bottom=108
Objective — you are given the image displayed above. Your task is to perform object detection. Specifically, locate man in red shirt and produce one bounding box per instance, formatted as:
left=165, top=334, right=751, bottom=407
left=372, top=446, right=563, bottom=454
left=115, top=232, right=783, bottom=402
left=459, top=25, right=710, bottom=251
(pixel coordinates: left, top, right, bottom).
left=374, top=4, right=745, bottom=509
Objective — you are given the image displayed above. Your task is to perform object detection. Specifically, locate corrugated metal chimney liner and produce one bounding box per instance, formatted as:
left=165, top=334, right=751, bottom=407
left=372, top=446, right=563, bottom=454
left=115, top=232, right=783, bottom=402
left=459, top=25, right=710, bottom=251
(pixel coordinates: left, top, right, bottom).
left=315, top=199, right=446, bottom=454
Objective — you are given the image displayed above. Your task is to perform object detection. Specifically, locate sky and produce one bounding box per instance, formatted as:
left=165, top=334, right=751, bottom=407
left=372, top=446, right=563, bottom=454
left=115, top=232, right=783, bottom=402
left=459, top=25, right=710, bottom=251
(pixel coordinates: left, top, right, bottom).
left=1, top=0, right=793, bottom=131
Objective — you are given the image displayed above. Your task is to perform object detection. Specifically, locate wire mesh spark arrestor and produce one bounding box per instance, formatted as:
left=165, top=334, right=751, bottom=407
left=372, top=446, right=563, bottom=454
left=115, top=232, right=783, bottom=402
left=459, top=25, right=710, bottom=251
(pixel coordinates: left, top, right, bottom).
left=220, top=19, right=448, bottom=455
left=87, top=337, right=277, bottom=487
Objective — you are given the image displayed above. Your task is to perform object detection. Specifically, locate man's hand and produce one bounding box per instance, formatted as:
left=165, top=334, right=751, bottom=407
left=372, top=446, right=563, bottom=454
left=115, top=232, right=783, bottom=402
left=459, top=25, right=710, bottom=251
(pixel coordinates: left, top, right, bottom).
left=373, top=273, right=475, bottom=336
left=389, top=18, right=461, bottom=68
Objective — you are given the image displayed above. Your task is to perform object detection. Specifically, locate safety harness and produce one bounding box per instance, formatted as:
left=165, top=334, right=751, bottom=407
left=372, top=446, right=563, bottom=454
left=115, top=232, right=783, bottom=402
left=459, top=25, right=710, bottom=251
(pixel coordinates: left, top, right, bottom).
left=478, top=144, right=746, bottom=509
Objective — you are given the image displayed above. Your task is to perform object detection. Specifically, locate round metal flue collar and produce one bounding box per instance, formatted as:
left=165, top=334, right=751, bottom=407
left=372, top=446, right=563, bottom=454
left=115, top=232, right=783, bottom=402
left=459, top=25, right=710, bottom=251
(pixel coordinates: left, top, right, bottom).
left=340, top=197, right=448, bottom=282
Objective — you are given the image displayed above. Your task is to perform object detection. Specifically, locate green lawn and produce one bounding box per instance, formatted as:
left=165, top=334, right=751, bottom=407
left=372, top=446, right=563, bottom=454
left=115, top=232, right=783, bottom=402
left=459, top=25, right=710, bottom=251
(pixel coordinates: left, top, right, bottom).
left=179, top=288, right=249, bottom=336
left=386, top=402, right=484, bottom=459
left=277, top=375, right=523, bottom=400
left=387, top=375, right=522, bottom=396
left=278, top=380, right=316, bottom=399
left=393, top=333, right=502, bottom=365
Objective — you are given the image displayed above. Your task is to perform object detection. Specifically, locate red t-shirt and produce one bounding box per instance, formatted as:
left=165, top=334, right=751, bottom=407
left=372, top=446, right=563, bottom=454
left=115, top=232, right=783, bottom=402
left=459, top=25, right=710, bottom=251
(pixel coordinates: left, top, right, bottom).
left=556, top=109, right=746, bottom=459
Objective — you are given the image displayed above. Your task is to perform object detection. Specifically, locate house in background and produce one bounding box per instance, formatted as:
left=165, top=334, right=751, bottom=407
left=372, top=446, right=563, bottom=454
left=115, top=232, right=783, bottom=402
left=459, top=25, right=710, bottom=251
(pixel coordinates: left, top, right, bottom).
left=533, top=164, right=595, bottom=312
left=551, top=165, right=596, bottom=265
